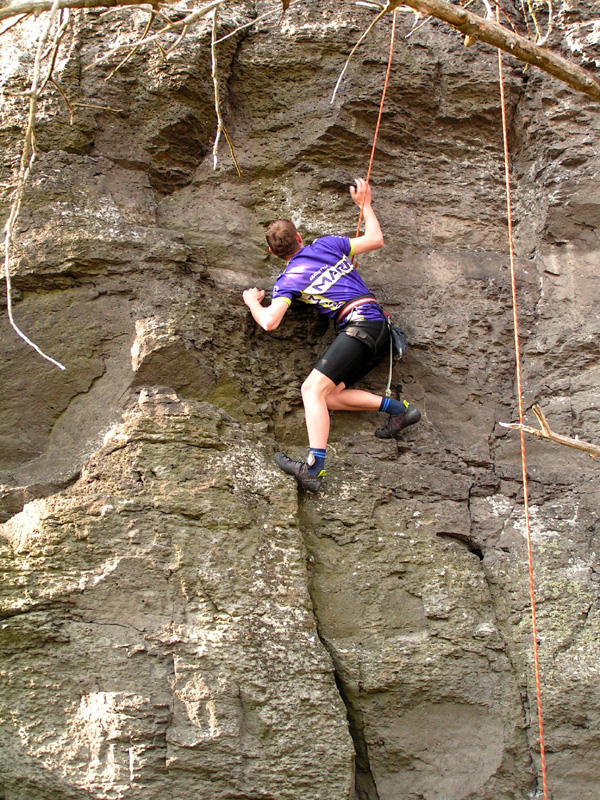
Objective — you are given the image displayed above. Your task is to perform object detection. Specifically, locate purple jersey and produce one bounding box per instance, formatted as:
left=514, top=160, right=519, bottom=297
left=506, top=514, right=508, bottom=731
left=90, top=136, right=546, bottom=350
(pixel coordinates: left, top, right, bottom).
left=271, top=235, right=384, bottom=324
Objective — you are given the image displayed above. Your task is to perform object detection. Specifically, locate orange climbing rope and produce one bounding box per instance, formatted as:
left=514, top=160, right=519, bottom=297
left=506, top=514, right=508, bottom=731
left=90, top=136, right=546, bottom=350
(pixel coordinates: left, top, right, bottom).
left=355, top=8, right=398, bottom=237
left=352, top=6, right=549, bottom=794
left=497, top=11, right=549, bottom=800
left=355, top=6, right=549, bottom=795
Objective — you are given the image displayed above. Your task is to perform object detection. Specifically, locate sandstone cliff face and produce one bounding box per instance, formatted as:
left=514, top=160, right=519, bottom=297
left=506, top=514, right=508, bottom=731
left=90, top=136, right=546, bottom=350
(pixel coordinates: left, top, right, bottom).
left=1, top=3, right=599, bottom=799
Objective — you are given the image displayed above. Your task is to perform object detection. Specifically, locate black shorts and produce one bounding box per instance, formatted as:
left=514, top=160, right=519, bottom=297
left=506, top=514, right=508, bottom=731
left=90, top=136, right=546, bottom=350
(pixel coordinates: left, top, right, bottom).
left=314, top=319, right=390, bottom=387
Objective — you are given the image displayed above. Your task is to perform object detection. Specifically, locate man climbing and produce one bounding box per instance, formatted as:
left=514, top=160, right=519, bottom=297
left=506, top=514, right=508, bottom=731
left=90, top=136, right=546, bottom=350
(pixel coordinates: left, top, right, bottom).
left=242, top=178, right=420, bottom=493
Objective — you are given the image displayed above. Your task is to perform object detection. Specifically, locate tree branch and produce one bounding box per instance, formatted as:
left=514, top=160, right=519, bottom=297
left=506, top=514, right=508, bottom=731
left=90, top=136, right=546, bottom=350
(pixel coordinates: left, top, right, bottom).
left=81, top=0, right=226, bottom=68
left=388, top=0, right=600, bottom=101
left=500, top=404, right=600, bottom=459
left=0, top=0, right=224, bottom=23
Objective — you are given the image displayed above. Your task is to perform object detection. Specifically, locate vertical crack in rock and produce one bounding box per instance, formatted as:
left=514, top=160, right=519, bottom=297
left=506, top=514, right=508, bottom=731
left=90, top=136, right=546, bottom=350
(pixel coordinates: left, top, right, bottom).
left=305, top=579, right=380, bottom=800
left=315, top=630, right=380, bottom=800
left=479, top=557, right=537, bottom=771
left=330, top=665, right=381, bottom=800
left=465, top=488, right=539, bottom=793
left=166, top=648, right=177, bottom=789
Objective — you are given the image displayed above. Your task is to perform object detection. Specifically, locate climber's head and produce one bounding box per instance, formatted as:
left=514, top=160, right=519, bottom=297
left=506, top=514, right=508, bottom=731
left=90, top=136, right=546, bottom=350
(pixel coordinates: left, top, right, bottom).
left=266, top=219, right=303, bottom=261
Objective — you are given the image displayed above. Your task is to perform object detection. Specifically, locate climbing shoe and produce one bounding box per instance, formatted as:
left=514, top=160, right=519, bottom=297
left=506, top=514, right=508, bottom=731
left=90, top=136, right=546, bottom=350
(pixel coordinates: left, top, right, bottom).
left=375, top=403, right=421, bottom=439
left=274, top=452, right=324, bottom=493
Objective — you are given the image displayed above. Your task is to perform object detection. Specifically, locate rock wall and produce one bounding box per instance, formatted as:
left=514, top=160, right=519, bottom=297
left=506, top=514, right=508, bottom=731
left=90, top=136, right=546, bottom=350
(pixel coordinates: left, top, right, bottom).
left=1, top=2, right=599, bottom=799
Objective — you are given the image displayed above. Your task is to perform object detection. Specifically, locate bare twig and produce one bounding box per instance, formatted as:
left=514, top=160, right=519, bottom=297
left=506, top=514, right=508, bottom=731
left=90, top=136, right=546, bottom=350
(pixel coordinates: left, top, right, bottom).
left=2, top=0, right=66, bottom=370
left=39, top=8, right=71, bottom=93
left=0, top=12, right=29, bottom=35
left=104, top=7, right=153, bottom=79
left=519, top=0, right=551, bottom=46
left=82, top=0, right=226, bottom=69
left=0, top=0, right=183, bottom=23
left=52, top=91, right=126, bottom=114
left=405, top=11, right=432, bottom=39
left=10, top=241, right=36, bottom=268
left=221, top=125, right=241, bottom=176
left=51, top=78, right=74, bottom=122
left=164, top=19, right=188, bottom=55
left=210, top=7, right=221, bottom=169
left=210, top=6, right=241, bottom=177
left=215, top=0, right=302, bottom=44
left=409, top=0, right=487, bottom=43
left=41, top=6, right=68, bottom=58
left=519, top=0, right=534, bottom=40
left=331, top=5, right=388, bottom=103
left=538, top=0, right=553, bottom=48
left=524, top=0, right=541, bottom=42
left=500, top=404, right=600, bottom=459
left=71, top=101, right=125, bottom=111
left=150, top=8, right=178, bottom=28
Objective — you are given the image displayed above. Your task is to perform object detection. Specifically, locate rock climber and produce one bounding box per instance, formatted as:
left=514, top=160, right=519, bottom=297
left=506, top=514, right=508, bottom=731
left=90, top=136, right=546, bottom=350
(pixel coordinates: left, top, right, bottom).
left=242, top=178, right=420, bottom=493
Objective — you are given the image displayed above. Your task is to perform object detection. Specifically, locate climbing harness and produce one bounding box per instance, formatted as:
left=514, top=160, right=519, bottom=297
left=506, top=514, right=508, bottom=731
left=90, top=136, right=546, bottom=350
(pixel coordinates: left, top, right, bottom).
left=335, top=292, right=406, bottom=399
left=497, top=7, right=548, bottom=797
left=335, top=295, right=379, bottom=325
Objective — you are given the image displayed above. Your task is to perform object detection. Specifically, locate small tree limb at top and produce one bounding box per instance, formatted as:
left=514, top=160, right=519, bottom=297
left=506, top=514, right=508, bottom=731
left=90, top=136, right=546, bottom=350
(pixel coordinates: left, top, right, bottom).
left=500, top=404, right=600, bottom=459
left=0, top=0, right=226, bottom=23
left=388, top=0, right=600, bottom=102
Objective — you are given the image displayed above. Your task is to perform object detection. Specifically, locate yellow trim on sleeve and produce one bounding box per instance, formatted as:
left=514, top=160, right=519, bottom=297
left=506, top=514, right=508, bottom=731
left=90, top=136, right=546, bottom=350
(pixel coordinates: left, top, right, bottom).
left=349, top=240, right=355, bottom=259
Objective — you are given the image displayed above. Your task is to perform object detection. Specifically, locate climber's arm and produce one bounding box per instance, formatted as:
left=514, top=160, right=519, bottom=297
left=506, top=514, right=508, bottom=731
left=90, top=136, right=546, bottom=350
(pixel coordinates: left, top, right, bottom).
left=349, top=177, right=384, bottom=255
left=243, top=289, right=289, bottom=332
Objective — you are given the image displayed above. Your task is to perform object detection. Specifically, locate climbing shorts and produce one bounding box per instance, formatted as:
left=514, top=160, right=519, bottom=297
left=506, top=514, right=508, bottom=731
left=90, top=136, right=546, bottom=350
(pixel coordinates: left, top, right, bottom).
left=314, top=319, right=390, bottom=387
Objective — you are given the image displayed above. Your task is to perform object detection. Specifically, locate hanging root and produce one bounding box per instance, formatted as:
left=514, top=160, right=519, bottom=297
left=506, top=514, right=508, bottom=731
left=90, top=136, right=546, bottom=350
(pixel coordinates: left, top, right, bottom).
left=3, top=0, right=67, bottom=370
left=330, top=5, right=388, bottom=104
left=210, top=6, right=241, bottom=177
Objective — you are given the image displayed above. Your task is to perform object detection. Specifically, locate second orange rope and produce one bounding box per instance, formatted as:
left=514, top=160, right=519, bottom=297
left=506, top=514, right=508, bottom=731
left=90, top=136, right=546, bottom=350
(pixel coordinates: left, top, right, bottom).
left=497, top=7, right=549, bottom=799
